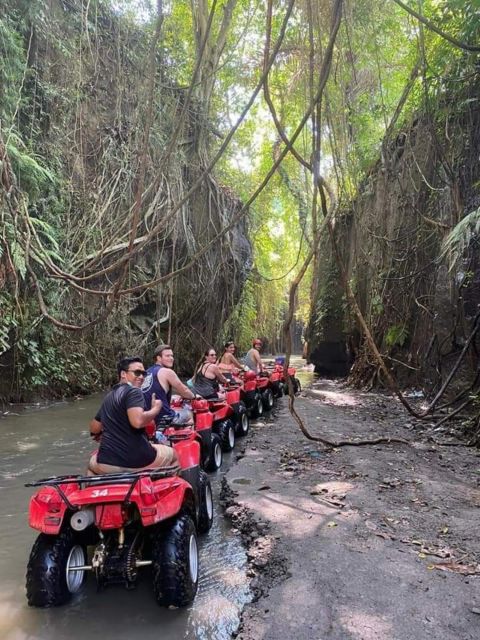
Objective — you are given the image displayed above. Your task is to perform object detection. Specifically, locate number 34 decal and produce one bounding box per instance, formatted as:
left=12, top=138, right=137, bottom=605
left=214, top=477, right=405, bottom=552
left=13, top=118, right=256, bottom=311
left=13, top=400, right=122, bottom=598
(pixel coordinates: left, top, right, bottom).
left=91, top=488, right=109, bottom=497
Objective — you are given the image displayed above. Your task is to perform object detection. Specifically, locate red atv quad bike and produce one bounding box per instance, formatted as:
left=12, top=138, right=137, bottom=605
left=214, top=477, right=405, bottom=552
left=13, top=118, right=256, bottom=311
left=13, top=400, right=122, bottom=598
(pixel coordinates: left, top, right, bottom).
left=199, top=397, right=236, bottom=452
left=280, top=363, right=301, bottom=395
left=267, top=364, right=284, bottom=399
left=25, top=433, right=213, bottom=609
left=270, top=356, right=301, bottom=394
left=238, top=370, right=264, bottom=419
left=255, top=372, right=275, bottom=411
left=224, top=381, right=249, bottom=438
left=149, top=398, right=223, bottom=473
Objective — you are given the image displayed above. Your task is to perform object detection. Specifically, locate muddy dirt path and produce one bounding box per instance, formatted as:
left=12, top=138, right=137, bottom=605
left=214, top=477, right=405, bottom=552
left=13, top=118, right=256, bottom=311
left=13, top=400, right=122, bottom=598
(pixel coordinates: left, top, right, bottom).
left=223, top=378, right=480, bottom=640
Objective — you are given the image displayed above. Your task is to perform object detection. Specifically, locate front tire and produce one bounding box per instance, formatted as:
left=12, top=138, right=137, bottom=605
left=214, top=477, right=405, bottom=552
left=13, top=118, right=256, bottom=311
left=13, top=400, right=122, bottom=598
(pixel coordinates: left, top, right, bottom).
left=152, top=514, right=199, bottom=607
left=197, top=471, right=214, bottom=534
left=26, top=530, right=87, bottom=607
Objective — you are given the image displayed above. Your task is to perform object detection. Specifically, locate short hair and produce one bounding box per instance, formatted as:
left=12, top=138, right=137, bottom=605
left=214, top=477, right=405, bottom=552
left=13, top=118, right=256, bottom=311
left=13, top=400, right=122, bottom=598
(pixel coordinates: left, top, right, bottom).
left=154, top=344, right=172, bottom=358
left=117, top=356, right=143, bottom=378
left=253, top=338, right=262, bottom=347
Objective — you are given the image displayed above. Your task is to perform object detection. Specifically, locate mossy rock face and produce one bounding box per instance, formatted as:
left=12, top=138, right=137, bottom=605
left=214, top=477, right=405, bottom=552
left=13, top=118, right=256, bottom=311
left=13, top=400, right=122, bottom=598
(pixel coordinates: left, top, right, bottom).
left=308, top=81, right=480, bottom=387
left=0, top=1, right=251, bottom=400
left=309, top=342, right=351, bottom=377
left=307, top=237, right=349, bottom=376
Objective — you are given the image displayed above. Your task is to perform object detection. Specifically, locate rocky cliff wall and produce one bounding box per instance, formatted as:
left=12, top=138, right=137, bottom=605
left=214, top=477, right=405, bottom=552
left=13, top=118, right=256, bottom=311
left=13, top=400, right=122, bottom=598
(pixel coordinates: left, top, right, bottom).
left=0, top=0, right=251, bottom=400
left=308, top=73, right=480, bottom=389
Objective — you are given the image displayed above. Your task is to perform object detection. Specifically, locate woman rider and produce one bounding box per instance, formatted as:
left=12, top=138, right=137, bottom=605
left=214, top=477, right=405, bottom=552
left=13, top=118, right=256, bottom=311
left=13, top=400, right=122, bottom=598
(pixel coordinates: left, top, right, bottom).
left=218, top=341, right=244, bottom=377
left=193, top=347, right=229, bottom=399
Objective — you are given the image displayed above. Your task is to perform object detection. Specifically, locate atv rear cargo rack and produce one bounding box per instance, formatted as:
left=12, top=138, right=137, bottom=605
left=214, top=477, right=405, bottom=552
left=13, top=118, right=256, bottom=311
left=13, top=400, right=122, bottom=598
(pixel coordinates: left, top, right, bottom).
left=25, top=466, right=181, bottom=510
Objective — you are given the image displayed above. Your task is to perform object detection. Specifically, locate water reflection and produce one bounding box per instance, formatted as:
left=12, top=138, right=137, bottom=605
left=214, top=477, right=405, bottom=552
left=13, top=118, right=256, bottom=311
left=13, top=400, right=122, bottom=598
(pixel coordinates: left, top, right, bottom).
left=0, top=396, right=250, bottom=640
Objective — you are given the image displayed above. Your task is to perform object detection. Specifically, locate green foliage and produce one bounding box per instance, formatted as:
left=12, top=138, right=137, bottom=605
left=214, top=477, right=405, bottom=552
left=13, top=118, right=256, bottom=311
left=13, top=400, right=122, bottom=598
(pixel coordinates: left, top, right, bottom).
left=1, top=0, right=478, bottom=398
left=222, top=278, right=258, bottom=352
left=311, top=257, right=345, bottom=342
left=0, top=15, right=25, bottom=123
left=7, top=134, right=55, bottom=201
left=15, top=332, right=97, bottom=391
left=0, top=293, right=19, bottom=356
left=439, top=206, right=480, bottom=271
left=385, top=324, right=409, bottom=349
left=370, top=294, right=384, bottom=318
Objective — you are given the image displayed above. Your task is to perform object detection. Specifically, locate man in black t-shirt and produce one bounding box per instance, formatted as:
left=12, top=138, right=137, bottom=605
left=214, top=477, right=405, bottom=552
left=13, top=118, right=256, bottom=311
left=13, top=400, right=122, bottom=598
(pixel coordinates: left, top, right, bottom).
left=88, top=357, right=178, bottom=474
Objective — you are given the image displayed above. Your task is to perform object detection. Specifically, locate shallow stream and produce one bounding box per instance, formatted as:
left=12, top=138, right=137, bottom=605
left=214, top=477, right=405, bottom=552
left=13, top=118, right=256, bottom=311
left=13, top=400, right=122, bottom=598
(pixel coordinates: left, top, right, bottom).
left=0, top=395, right=250, bottom=640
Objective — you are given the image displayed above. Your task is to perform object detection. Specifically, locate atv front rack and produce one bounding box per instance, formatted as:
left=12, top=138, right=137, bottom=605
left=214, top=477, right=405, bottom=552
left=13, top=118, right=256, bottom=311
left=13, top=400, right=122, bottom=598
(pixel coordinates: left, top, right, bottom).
left=25, top=466, right=181, bottom=510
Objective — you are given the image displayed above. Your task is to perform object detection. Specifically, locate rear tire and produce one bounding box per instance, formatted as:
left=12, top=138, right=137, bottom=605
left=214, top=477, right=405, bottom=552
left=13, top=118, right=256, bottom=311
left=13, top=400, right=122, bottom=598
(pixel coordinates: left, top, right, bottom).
left=197, top=471, right=214, bottom=534
left=26, top=530, right=87, bottom=607
left=218, top=420, right=235, bottom=452
left=272, top=382, right=283, bottom=398
left=251, top=393, right=264, bottom=418
left=235, top=403, right=249, bottom=437
left=262, top=388, right=274, bottom=410
left=152, top=514, right=198, bottom=607
left=284, top=378, right=301, bottom=395
left=206, top=433, right=223, bottom=471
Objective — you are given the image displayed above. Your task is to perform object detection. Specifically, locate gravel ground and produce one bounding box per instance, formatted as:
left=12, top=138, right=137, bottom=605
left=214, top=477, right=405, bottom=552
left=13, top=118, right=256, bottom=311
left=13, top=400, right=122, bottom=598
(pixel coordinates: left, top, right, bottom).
left=222, top=379, right=480, bottom=640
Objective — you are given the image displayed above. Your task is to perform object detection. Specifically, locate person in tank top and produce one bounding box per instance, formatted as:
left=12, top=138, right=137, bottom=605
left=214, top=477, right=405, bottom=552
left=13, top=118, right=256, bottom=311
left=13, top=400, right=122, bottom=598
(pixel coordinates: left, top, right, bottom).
left=244, top=338, right=265, bottom=374
left=142, top=344, right=195, bottom=426
left=193, top=347, right=229, bottom=399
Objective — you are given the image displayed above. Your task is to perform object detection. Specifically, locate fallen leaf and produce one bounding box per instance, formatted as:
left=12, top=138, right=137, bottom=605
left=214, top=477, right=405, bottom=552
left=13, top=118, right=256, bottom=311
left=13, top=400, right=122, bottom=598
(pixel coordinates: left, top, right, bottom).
left=375, top=531, right=396, bottom=541
left=431, top=561, right=480, bottom=576
left=420, top=545, right=453, bottom=559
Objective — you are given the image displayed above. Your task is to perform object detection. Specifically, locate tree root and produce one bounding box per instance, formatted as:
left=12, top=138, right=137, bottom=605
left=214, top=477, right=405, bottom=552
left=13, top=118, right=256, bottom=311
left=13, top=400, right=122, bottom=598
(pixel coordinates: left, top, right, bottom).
left=287, top=390, right=410, bottom=448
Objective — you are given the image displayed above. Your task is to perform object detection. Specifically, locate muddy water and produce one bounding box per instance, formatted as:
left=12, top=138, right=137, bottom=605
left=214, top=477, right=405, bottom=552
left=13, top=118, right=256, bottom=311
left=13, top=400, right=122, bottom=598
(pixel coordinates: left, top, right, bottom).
left=0, top=396, right=250, bottom=640
left=294, top=363, right=315, bottom=391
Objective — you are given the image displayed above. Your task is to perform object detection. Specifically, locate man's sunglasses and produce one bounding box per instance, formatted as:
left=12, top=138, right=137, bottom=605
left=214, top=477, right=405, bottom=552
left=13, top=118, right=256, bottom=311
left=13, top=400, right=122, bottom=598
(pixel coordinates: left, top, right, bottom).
left=128, top=369, right=146, bottom=377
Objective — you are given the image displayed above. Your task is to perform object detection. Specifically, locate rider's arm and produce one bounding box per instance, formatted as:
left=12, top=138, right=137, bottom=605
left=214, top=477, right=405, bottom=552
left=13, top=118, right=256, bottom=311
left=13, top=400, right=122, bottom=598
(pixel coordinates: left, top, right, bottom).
left=167, top=369, right=195, bottom=400
left=127, top=406, right=161, bottom=428
left=127, top=390, right=162, bottom=428
left=253, top=349, right=264, bottom=372
left=89, top=418, right=102, bottom=441
left=229, top=354, right=244, bottom=370
left=213, top=365, right=229, bottom=385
